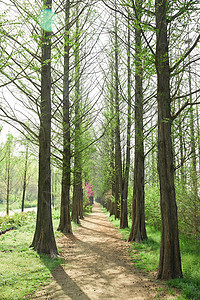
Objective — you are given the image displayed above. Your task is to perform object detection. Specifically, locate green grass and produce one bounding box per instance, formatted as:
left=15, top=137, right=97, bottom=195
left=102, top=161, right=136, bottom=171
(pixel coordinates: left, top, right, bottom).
left=102, top=208, right=200, bottom=300
left=0, top=211, right=62, bottom=300
left=167, top=236, right=200, bottom=300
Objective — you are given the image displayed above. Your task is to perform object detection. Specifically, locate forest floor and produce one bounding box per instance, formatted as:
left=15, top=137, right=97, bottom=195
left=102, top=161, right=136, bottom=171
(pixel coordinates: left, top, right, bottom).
left=29, top=203, right=181, bottom=300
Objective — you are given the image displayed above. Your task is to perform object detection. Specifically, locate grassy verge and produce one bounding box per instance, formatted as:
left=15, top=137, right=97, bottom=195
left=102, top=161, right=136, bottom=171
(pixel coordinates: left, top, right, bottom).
left=0, top=207, right=85, bottom=300
left=0, top=211, right=62, bottom=300
left=102, top=208, right=200, bottom=300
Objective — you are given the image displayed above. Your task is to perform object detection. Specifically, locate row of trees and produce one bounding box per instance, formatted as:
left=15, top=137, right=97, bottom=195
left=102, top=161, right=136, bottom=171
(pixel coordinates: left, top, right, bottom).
left=0, top=0, right=99, bottom=257
left=93, top=0, right=200, bottom=280
left=0, top=0, right=200, bottom=280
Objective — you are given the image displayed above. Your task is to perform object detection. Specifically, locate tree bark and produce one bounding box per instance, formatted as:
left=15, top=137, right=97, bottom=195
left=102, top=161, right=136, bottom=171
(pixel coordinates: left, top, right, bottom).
left=120, top=13, right=131, bottom=229
left=155, top=0, right=182, bottom=280
left=109, top=65, right=115, bottom=217
left=114, top=2, right=122, bottom=220
left=128, top=0, right=147, bottom=242
left=31, top=0, right=58, bottom=258
left=57, top=0, right=72, bottom=234
left=72, top=3, right=83, bottom=223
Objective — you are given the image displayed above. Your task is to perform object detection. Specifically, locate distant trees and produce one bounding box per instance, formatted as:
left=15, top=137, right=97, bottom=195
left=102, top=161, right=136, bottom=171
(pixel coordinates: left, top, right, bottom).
left=4, top=134, right=14, bottom=216
left=0, top=131, right=38, bottom=211
left=21, top=141, right=29, bottom=212
left=96, top=0, right=200, bottom=280
left=113, top=1, right=122, bottom=221
left=128, top=0, right=147, bottom=242
left=57, top=0, right=72, bottom=234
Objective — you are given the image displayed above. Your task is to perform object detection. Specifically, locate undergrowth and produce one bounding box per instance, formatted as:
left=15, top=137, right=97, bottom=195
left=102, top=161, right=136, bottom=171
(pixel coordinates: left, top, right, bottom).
left=102, top=207, right=200, bottom=300
left=0, top=212, right=30, bottom=232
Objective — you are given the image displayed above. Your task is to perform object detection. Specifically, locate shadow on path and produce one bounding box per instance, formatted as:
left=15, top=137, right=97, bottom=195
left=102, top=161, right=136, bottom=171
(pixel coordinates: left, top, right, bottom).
left=51, top=265, right=91, bottom=300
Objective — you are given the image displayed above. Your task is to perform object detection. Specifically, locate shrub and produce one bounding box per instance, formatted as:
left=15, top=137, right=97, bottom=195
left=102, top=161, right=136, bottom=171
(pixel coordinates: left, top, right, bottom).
left=0, top=212, right=35, bottom=232
left=84, top=205, right=92, bottom=214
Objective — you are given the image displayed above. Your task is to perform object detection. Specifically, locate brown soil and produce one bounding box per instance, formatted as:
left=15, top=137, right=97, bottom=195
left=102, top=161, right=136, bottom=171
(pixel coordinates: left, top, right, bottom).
left=30, top=203, right=179, bottom=299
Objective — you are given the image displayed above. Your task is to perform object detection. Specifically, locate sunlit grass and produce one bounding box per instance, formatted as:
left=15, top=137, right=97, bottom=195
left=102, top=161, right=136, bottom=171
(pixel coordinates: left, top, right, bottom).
left=0, top=212, right=62, bottom=300
left=102, top=207, right=200, bottom=300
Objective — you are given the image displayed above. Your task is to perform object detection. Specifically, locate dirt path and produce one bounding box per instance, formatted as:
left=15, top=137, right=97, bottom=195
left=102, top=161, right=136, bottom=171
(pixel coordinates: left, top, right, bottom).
left=30, top=203, right=177, bottom=299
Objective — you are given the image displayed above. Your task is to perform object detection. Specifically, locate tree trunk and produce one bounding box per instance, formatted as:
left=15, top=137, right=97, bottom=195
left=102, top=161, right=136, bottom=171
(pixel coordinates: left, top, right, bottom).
left=120, top=13, right=131, bottom=229
left=31, top=0, right=58, bottom=258
left=58, top=174, right=72, bottom=233
left=21, top=143, right=28, bottom=212
left=128, top=1, right=147, bottom=242
left=72, top=4, right=83, bottom=223
left=155, top=0, right=182, bottom=280
left=57, top=0, right=72, bottom=234
left=109, top=66, right=115, bottom=217
left=114, top=2, right=122, bottom=220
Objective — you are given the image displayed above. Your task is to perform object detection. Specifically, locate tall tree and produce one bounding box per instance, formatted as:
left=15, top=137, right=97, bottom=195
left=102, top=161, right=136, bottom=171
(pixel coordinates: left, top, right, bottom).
left=57, top=0, right=72, bottom=234
left=109, top=67, right=116, bottom=217
left=155, top=0, right=182, bottom=279
left=71, top=3, right=83, bottom=224
left=128, top=0, right=147, bottom=242
left=31, top=0, right=58, bottom=257
left=120, top=12, right=131, bottom=229
left=114, top=1, right=122, bottom=220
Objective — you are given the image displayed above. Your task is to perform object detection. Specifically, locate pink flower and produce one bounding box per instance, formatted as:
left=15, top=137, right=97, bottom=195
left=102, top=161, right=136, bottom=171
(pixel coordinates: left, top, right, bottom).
left=83, top=182, right=95, bottom=198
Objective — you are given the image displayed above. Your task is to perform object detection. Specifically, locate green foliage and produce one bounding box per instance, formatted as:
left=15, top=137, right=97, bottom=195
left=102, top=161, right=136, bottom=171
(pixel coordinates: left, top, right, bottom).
left=0, top=212, right=33, bottom=231
left=0, top=212, right=62, bottom=300
left=84, top=205, right=93, bottom=214
left=145, top=183, right=200, bottom=239
left=24, top=200, right=37, bottom=208
left=83, top=186, right=89, bottom=207
left=145, top=185, right=161, bottom=229
left=176, top=184, right=200, bottom=240
left=0, top=133, right=38, bottom=211
left=51, top=207, right=60, bottom=220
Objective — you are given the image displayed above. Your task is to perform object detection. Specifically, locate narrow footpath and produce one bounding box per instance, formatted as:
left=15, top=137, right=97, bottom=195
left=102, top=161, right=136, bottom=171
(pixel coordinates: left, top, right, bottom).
left=30, top=203, right=178, bottom=300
